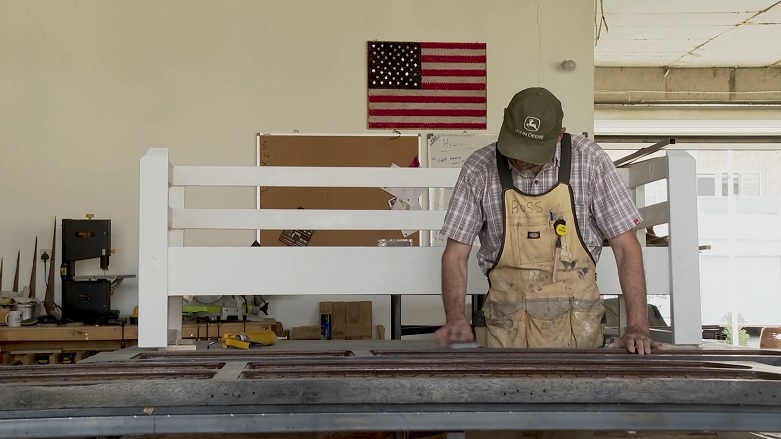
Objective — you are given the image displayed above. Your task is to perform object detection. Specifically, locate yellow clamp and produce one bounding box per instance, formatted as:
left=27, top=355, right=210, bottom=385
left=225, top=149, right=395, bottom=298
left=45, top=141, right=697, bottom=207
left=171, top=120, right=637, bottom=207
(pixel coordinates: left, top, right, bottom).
left=219, top=331, right=278, bottom=350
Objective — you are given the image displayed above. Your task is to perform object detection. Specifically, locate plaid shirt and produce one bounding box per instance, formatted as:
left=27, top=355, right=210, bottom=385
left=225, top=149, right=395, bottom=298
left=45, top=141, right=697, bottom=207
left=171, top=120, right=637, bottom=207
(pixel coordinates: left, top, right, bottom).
left=441, top=134, right=641, bottom=275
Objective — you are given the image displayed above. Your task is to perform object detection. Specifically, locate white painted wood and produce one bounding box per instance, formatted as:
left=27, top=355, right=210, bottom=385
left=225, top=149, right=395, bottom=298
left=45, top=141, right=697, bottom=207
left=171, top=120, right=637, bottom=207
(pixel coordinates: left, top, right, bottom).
left=138, top=148, right=171, bottom=348
left=172, top=209, right=447, bottom=231
left=636, top=201, right=670, bottom=229
left=138, top=146, right=702, bottom=347
left=625, top=155, right=670, bottom=189
left=595, top=247, right=671, bottom=296
left=418, top=136, right=432, bottom=248
left=165, top=246, right=652, bottom=298
left=173, top=166, right=460, bottom=188
left=167, top=246, right=489, bottom=296
left=167, top=186, right=185, bottom=343
left=616, top=168, right=630, bottom=187
left=614, top=150, right=702, bottom=344
left=665, top=151, right=702, bottom=345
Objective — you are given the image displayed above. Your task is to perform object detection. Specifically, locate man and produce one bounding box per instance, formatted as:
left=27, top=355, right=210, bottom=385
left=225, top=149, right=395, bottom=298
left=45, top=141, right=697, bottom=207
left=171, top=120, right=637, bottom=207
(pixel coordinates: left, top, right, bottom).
left=434, top=87, right=661, bottom=354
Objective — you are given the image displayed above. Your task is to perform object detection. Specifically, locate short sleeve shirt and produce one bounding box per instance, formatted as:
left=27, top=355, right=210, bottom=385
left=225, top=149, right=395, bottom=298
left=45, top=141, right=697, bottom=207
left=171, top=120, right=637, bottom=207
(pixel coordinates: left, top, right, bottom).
left=440, top=134, right=641, bottom=275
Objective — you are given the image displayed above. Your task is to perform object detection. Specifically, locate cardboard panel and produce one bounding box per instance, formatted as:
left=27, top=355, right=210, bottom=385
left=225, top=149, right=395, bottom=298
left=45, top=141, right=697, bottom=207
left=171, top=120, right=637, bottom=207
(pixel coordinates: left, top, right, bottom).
left=259, top=135, right=420, bottom=247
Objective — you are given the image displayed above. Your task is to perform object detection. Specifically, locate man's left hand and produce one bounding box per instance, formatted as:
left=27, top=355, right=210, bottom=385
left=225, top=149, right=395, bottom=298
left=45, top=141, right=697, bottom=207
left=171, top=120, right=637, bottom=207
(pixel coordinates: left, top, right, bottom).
left=608, top=328, right=662, bottom=354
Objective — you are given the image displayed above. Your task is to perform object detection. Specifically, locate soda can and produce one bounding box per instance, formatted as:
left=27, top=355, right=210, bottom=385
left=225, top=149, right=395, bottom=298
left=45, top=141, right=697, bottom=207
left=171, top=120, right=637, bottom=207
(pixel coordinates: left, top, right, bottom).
left=320, top=313, right=333, bottom=340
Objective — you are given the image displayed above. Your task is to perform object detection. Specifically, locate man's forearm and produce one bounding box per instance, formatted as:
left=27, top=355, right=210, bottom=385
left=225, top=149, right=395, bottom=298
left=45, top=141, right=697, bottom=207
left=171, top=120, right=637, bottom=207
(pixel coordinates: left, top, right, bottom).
left=441, top=252, right=468, bottom=322
left=615, top=244, right=650, bottom=331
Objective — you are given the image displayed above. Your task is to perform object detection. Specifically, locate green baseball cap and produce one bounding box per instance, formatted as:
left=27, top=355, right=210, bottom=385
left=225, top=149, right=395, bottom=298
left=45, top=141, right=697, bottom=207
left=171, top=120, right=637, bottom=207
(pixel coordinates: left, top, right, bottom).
left=497, top=87, right=563, bottom=165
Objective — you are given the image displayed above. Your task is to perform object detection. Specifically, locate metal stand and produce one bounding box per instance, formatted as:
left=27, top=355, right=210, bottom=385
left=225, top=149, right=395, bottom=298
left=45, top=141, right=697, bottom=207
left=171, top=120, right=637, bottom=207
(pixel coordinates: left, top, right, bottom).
left=379, top=239, right=413, bottom=340
left=391, top=294, right=402, bottom=340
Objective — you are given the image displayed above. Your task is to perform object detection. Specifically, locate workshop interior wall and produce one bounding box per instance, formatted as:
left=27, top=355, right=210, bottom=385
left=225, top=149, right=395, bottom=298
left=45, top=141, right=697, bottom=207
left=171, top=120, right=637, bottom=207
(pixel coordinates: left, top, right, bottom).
left=0, top=0, right=594, bottom=333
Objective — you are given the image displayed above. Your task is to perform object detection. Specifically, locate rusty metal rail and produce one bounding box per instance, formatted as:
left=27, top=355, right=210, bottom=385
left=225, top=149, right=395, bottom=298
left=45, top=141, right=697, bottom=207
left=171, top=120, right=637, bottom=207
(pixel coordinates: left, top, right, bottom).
left=241, top=356, right=767, bottom=379
left=131, top=349, right=355, bottom=361
left=0, top=361, right=224, bottom=383
left=370, top=348, right=781, bottom=365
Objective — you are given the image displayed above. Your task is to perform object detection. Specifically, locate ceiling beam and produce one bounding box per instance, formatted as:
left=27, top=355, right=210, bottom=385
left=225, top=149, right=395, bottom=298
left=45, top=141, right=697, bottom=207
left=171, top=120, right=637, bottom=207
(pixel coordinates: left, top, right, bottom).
left=595, top=67, right=781, bottom=104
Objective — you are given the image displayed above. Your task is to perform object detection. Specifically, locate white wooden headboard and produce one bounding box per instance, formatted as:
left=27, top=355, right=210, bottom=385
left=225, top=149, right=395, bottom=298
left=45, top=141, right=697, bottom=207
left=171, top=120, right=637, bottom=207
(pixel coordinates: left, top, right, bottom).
left=137, top=146, right=701, bottom=348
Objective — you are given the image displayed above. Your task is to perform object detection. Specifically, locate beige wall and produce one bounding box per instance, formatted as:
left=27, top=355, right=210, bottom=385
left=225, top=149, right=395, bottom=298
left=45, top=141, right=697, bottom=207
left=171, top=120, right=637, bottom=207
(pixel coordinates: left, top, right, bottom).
left=0, top=0, right=594, bottom=331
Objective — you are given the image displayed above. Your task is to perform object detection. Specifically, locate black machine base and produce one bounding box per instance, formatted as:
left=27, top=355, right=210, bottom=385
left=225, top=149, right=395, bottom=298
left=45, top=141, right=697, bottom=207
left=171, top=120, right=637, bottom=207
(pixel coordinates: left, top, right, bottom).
left=62, top=279, right=114, bottom=324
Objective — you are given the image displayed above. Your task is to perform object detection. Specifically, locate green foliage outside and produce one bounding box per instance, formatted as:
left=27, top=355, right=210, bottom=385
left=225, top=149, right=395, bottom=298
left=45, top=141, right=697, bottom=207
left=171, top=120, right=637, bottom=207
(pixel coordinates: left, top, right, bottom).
left=721, top=313, right=750, bottom=346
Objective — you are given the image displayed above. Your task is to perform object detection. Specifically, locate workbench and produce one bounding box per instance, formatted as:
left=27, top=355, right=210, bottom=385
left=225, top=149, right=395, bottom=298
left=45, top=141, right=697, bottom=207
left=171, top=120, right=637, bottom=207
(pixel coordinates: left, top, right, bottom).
left=0, top=319, right=278, bottom=365
left=0, top=340, right=780, bottom=438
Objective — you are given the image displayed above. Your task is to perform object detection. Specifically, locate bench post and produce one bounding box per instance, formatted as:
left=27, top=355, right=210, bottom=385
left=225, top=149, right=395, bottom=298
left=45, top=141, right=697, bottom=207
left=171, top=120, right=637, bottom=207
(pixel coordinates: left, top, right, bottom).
left=138, top=148, right=171, bottom=348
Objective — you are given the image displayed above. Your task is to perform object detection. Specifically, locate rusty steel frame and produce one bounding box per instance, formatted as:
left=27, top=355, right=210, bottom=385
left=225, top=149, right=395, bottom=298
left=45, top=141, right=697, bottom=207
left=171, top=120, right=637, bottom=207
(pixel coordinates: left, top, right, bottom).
left=1, top=344, right=781, bottom=438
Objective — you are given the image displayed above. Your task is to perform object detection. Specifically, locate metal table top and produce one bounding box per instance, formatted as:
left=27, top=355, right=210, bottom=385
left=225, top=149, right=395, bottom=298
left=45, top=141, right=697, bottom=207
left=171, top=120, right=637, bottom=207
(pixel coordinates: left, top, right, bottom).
left=1, top=340, right=780, bottom=438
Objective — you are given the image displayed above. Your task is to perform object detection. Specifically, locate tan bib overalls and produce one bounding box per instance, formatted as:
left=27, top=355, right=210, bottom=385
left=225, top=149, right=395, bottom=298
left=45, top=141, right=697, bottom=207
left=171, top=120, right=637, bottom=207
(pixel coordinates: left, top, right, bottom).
left=480, top=134, right=605, bottom=349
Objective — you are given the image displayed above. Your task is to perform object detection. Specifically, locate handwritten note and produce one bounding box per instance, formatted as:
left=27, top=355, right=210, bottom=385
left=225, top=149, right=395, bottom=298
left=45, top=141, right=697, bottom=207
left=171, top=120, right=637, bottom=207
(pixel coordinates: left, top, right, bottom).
left=427, top=134, right=497, bottom=246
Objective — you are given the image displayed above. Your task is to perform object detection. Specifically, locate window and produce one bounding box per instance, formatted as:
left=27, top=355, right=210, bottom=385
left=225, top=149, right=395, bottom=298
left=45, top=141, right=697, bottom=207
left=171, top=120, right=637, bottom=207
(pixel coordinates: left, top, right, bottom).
left=697, top=172, right=762, bottom=197
left=698, top=175, right=716, bottom=196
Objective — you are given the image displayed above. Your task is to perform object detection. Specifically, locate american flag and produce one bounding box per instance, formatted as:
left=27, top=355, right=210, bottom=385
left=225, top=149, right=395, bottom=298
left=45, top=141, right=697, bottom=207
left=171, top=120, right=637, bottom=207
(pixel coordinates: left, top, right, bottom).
left=367, top=41, right=487, bottom=130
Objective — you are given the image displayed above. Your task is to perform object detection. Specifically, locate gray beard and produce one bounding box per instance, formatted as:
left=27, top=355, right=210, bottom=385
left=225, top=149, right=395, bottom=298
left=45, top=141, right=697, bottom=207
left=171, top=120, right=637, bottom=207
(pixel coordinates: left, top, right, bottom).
left=519, top=168, right=537, bottom=178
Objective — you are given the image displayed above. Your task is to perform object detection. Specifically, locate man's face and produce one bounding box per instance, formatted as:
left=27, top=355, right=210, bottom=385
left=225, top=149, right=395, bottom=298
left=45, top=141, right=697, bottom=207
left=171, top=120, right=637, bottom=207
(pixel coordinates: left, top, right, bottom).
left=508, top=159, right=542, bottom=177
left=509, top=158, right=539, bottom=171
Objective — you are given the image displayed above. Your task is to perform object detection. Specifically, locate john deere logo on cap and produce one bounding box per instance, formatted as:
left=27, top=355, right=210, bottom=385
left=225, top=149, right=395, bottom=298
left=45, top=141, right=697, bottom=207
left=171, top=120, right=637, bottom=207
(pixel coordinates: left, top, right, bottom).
left=524, top=117, right=540, bottom=132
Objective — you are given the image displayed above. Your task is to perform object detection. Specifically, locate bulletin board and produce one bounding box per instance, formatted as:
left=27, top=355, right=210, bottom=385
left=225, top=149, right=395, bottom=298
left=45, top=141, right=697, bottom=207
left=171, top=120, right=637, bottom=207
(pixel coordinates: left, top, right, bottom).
left=258, top=134, right=421, bottom=247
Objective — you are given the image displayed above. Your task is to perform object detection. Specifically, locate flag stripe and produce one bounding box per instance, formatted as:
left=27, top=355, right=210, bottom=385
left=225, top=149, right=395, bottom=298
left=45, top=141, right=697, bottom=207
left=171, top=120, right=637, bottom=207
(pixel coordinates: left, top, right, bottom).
left=368, top=122, right=488, bottom=129
left=368, top=89, right=487, bottom=98
left=421, top=42, right=486, bottom=50
left=423, top=75, right=486, bottom=84
left=425, top=62, right=487, bottom=70
left=421, top=69, right=486, bottom=77
left=422, top=82, right=486, bottom=90
left=368, top=94, right=486, bottom=103
left=369, top=109, right=487, bottom=117
left=369, top=102, right=486, bottom=110
left=369, top=116, right=486, bottom=124
left=421, top=48, right=486, bottom=57
left=421, top=55, right=486, bottom=63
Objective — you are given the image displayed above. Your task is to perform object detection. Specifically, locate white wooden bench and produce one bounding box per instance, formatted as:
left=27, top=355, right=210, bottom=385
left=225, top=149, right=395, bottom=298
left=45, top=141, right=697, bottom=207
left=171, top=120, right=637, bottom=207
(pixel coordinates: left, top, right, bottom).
left=137, top=145, right=701, bottom=348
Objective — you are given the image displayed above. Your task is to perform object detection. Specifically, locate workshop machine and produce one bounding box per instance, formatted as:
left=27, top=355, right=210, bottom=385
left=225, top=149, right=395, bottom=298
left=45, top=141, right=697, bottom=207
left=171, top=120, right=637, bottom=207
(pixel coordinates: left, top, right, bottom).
left=60, top=215, right=135, bottom=324
left=182, top=295, right=269, bottom=321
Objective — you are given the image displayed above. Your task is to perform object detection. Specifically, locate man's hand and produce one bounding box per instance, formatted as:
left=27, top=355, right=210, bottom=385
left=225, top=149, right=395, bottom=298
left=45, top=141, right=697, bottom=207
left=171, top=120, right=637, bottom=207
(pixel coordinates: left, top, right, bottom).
left=435, top=319, right=474, bottom=347
left=608, top=327, right=662, bottom=354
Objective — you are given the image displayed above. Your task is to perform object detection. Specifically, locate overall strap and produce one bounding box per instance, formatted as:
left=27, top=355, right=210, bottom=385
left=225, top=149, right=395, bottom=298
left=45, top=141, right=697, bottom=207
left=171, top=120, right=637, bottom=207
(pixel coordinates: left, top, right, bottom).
left=557, top=133, right=572, bottom=184
left=495, top=145, right=514, bottom=191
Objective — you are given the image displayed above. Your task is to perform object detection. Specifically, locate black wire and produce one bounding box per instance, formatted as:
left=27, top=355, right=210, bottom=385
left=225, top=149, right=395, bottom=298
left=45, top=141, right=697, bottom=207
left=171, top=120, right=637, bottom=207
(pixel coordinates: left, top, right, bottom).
left=42, top=302, right=76, bottom=324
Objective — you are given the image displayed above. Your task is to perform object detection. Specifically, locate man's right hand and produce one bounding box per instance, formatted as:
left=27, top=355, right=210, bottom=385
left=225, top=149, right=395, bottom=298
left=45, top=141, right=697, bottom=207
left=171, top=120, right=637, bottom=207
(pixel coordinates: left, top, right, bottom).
left=435, top=319, right=474, bottom=347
